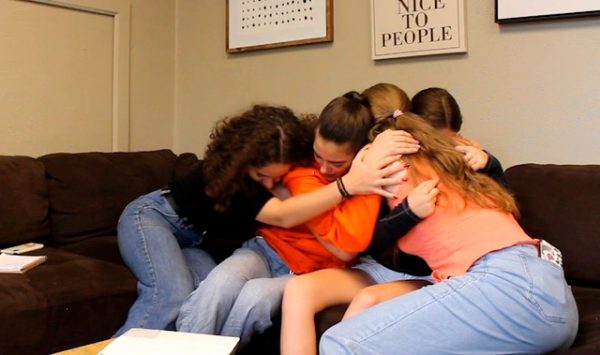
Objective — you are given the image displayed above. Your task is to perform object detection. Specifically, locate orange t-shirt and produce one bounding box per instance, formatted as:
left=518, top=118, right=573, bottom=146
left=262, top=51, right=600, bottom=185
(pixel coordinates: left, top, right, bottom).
left=259, top=165, right=381, bottom=274
left=392, top=160, right=535, bottom=282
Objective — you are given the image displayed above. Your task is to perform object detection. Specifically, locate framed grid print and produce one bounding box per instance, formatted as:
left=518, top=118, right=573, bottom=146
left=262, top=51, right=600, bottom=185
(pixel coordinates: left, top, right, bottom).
left=227, top=0, right=333, bottom=53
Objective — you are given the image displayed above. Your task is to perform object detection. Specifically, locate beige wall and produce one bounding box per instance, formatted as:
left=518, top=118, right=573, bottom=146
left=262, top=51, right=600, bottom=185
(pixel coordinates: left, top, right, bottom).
left=2, top=1, right=598, bottom=165
left=0, top=0, right=175, bottom=156
left=175, top=0, right=600, bottom=168
left=1, top=0, right=115, bottom=155
left=129, top=0, right=175, bottom=152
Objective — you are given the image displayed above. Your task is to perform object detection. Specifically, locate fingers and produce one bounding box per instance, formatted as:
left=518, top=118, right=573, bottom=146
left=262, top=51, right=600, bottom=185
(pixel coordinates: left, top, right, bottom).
left=417, top=178, right=439, bottom=191
left=407, top=178, right=439, bottom=218
left=428, top=186, right=440, bottom=200
left=456, top=145, right=475, bottom=163
left=389, top=129, right=418, bottom=142
left=389, top=145, right=419, bottom=156
left=456, top=145, right=485, bottom=170
left=378, top=175, right=403, bottom=186
left=466, top=156, right=480, bottom=169
left=454, top=145, right=469, bottom=154
left=377, top=158, right=403, bottom=173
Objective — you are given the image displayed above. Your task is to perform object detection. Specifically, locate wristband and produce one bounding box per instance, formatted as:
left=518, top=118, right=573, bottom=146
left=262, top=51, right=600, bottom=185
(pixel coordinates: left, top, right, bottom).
left=336, top=178, right=351, bottom=199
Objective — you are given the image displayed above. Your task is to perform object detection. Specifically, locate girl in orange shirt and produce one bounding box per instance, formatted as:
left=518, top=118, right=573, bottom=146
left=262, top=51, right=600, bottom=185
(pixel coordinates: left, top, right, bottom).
left=176, top=92, right=420, bottom=349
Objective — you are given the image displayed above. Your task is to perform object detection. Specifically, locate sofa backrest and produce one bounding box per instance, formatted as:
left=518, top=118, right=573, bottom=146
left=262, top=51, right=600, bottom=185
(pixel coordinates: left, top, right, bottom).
left=0, top=156, right=50, bottom=247
left=39, top=150, right=179, bottom=244
left=506, top=164, right=600, bottom=287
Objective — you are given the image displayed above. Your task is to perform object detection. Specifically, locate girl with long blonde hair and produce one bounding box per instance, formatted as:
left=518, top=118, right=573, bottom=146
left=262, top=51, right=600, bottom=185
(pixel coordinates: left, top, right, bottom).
left=317, top=113, right=578, bottom=355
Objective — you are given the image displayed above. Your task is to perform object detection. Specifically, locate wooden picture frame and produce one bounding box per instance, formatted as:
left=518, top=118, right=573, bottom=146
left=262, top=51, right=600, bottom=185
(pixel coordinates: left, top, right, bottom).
left=227, top=0, right=333, bottom=53
left=496, top=0, right=600, bottom=23
left=371, top=0, right=467, bottom=60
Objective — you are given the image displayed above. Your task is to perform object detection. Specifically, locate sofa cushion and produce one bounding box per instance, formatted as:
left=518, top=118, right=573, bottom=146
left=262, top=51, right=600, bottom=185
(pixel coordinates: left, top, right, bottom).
left=0, top=156, right=49, bottom=247
left=61, top=235, right=124, bottom=265
left=506, top=164, right=600, bottom=287
left=0, top=247, right=136, bottom=354
left=39, top=150, right=178, bottom=244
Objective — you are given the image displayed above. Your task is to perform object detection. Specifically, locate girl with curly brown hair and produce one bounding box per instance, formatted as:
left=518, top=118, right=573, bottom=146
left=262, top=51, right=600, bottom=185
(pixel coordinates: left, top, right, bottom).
left=115, top=104, right=410, bottom=336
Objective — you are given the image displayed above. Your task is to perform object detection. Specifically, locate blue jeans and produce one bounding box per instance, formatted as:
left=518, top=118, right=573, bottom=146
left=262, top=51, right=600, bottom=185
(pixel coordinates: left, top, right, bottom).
left=320, top=244, right=579, bottom=355
left=353, top=255, right=434, bottom=284
left=176, top=237, right=292, bottom=348
left=114, top=190, right=217, bottom=336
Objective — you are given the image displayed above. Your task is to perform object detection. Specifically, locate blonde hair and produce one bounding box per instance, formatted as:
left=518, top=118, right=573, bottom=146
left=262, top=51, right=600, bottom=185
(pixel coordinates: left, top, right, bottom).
left=373, top=113, right=518, bottom=215
left=362, top=83, right=412, bottom=122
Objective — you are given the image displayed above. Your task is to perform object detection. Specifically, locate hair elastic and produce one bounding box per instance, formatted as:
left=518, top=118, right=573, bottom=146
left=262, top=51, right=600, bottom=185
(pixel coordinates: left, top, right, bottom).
left=393, top=109, right=403, bottom=118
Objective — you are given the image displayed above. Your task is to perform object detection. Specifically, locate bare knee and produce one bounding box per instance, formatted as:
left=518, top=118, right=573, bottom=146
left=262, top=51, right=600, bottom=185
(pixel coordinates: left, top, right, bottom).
left=351, top=287, right=382, bottom=311
left=283, top=276, right=322, bottom=314
left=344, top=286, right=383, bottom=320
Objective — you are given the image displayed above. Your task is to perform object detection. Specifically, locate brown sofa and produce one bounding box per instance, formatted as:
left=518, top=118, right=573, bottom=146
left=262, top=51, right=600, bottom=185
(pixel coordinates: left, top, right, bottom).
left=1, top=150, right=598, bottom=354
left=0, top=150, right=199, bottom=354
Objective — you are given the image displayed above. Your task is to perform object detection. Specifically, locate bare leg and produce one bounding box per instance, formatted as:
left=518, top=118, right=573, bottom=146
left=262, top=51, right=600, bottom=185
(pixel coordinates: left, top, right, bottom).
left=280, top=268, right=374, bottom=355
left=343, top=280, right=430, bottom=320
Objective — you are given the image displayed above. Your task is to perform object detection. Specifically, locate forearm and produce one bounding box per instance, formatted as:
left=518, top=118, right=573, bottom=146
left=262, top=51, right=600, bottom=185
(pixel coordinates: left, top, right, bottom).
left=256, top=182, right=343, bottom=228
left=482, top=151, right=509, bottom=188
left=366, top=199, right=421, bottom=257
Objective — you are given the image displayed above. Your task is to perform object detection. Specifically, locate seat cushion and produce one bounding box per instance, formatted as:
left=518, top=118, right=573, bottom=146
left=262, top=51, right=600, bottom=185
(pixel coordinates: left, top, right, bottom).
left=0, top=248, right=136, bottom=354
left=60, top=235, right=124, bottom=265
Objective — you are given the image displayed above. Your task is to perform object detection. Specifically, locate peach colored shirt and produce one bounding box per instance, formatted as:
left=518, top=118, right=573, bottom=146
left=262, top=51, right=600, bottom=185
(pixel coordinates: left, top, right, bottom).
left=392, top=160, right=535, bottom=282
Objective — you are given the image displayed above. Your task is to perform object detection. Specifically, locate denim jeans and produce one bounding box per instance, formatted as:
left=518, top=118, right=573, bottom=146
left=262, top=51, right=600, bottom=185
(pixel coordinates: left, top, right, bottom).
left=114, top=190, right=217, bottom=336
left=176, top=237, right=292, bottom=348
left=320, top=244, right=579, bottom=355
left=353, top=255, right=434, bottom=284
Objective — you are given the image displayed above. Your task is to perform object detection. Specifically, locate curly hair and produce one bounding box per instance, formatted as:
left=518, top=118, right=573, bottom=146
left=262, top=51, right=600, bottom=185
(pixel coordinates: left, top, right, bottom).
left=372, top=112, right=517, bottom=215
left=203, top=105, right=314, bottom=211
left=362, top=83, right=412, bottom=122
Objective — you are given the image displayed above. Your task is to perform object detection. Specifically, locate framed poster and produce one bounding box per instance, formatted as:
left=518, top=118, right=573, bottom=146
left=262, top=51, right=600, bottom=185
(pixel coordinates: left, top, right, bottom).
left=496, top=0, right=600, bottom=23
left=227, top=0, right=333, bottom=53
left=371, top=0, right=466, bottom=60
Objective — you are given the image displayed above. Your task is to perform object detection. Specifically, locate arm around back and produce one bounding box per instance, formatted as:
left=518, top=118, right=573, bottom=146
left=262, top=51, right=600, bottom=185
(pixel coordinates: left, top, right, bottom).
left=255, top=150, right=405, bottom=229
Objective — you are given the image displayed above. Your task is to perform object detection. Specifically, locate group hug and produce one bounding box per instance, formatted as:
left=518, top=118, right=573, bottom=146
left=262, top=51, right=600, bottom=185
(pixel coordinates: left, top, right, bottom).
left=113, top=83, right=578, bottom=354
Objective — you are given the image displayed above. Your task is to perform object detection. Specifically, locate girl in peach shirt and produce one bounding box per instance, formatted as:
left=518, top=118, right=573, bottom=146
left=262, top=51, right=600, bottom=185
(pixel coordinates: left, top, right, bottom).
left=316, top=113, right=578, bottom=355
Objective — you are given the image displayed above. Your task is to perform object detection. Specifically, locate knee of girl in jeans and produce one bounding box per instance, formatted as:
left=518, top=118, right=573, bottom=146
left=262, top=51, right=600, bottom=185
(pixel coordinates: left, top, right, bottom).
left=239, top=279, right=283, bottom=310
left=166, top=281, right=195, bottom=308
left=117, top=203, right=139, bottom=231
